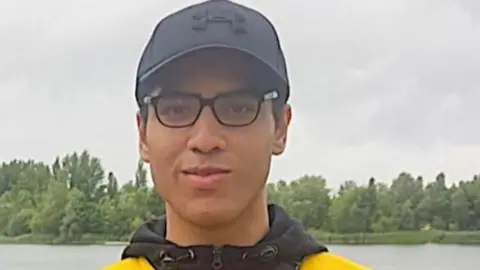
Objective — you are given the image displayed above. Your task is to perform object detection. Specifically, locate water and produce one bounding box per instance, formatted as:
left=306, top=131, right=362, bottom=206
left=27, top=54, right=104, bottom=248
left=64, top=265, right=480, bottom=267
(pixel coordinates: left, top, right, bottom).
left=1, top=244, right=478, bottom=270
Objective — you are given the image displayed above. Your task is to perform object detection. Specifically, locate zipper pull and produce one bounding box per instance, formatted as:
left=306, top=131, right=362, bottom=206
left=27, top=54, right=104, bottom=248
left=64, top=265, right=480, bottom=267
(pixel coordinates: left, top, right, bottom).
left=211, top=246, right=223, bottom=269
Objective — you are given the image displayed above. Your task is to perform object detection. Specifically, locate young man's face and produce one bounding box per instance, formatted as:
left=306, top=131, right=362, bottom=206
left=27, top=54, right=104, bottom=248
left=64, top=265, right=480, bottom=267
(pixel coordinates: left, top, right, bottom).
left=137, top=49, right=291, bottom=227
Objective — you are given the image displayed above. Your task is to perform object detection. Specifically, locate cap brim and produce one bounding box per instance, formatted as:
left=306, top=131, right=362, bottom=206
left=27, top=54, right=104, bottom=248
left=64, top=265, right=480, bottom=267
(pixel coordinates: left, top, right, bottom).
left=135, top=44, right=289, bottom=107
left=137, top=44, right=287, bottom=86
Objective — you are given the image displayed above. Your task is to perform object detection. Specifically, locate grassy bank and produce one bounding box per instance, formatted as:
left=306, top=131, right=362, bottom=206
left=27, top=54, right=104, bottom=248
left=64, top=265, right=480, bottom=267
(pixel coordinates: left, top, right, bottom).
left=310, top=230, right=480, bottom=245
left=0, top=234, right=129, bottom=245
left=2, top=231, right=480, bottom=246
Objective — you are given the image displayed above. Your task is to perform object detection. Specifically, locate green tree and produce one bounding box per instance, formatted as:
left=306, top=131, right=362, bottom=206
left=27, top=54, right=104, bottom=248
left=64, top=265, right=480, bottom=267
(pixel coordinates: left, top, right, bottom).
left=1, top=150, right=480, bottom=244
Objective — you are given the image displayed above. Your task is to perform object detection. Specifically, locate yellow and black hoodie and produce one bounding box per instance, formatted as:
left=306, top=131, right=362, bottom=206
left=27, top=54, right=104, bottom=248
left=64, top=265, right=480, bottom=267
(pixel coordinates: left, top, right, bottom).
left=103, top=204, right=369, bottom=270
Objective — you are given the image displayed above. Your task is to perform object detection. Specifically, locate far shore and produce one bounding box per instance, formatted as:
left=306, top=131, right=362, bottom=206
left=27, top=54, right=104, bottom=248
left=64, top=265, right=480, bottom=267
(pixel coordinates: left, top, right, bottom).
left=1, top=230, right=480, bottom=246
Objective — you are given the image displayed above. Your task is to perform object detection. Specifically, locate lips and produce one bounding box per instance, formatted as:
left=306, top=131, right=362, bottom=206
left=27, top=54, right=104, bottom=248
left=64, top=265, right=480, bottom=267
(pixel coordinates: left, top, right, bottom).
left=182, top=166, right=231, bottom=176
left=181, top=165, right=231, bottom=189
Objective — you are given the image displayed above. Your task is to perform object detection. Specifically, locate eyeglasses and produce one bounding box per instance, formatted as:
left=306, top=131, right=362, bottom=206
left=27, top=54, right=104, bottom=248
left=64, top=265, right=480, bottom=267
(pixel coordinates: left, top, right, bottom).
left=143, top=89, right=279, bottom=128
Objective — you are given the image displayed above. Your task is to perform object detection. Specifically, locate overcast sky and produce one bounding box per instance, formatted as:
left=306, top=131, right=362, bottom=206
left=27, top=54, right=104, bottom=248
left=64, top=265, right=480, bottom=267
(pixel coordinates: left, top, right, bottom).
left=1, top=0, right=479, bottom=187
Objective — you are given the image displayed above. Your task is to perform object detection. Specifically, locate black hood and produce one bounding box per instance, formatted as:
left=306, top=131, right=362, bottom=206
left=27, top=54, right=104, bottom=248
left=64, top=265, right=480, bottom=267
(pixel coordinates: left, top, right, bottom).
left=121, top=204, right=328, bottom=270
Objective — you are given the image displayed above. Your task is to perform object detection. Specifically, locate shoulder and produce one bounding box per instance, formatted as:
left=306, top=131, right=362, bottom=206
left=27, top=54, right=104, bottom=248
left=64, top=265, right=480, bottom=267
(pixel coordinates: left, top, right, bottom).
left=301, top=252, right=370, bottom=270
left=101, top=257, right=153, bottom=270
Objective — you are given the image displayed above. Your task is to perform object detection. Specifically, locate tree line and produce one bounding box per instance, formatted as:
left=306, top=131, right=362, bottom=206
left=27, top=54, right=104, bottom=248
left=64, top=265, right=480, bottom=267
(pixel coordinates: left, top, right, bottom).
left=1, top=150, right=479, bottom=244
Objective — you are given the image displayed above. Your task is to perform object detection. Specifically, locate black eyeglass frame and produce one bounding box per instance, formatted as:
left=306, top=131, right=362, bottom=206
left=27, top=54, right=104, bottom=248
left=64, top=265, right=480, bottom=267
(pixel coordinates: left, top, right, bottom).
left=142, top=88, right=279, bottom=128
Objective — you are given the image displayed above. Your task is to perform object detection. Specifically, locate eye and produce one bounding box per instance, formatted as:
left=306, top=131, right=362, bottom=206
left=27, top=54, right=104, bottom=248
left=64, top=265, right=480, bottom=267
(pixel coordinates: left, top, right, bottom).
left=216, top=92, right=259, bottom=116
left=158, top=104, right=191, bottom=115
left=156, top=97, right=198, bottom=117
left=228, top=103, right=256, bottom=114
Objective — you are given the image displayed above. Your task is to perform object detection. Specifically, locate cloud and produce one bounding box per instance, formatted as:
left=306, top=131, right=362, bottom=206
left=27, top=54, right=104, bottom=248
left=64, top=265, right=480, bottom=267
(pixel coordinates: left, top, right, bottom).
left=1, top=0, right=479, bottom=187
left=269, top=0, right=480, bottom=149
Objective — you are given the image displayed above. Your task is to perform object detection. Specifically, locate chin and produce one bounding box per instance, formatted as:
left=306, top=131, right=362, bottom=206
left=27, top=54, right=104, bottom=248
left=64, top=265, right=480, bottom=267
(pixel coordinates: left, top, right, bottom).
left=181, top=199, right=243, bottom=227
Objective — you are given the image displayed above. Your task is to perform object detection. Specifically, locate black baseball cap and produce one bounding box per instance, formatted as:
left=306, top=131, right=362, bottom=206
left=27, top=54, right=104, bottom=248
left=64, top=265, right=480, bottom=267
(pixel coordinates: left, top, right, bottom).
left=135, top=0, right=290, bottom=107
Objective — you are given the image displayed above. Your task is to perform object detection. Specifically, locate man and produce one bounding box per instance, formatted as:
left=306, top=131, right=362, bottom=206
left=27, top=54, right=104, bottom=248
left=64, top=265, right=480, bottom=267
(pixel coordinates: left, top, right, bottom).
left=103, top=0, right=368, bottom=269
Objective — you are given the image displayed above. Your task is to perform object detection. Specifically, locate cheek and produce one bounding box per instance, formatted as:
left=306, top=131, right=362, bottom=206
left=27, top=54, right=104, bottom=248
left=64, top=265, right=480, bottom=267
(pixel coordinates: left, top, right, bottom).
left=145, top=124, right=186, bottom=188
left=229, top=112, right=275, bottom=184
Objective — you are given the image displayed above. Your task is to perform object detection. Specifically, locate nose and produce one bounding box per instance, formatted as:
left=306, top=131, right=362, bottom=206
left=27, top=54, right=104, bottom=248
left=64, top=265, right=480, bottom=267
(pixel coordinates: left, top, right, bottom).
left=186, top=107, right=226, bottom=154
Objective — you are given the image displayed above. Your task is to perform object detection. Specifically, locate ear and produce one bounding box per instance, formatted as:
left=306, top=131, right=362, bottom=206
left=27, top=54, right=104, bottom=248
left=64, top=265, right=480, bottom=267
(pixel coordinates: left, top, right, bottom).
left=272, top=105, right=292, bottom=156
left=137, top=112, right=151, bottom=163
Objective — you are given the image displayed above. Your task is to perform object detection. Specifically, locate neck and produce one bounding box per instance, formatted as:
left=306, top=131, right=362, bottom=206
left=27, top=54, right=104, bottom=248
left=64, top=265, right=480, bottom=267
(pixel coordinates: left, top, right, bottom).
left=165, top=192, right=269, bottom=246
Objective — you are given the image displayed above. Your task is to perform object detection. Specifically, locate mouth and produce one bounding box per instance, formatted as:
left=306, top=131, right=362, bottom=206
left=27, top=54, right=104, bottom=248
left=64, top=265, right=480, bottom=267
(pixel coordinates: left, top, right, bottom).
left=181, top=165, right=232, bottom=188
left=182, top=166, right=232, bottom=177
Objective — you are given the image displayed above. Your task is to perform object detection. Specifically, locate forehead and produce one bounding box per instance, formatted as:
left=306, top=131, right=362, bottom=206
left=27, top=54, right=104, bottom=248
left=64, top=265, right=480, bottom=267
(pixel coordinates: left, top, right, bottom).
left=149, top=48, right=272, bottom=94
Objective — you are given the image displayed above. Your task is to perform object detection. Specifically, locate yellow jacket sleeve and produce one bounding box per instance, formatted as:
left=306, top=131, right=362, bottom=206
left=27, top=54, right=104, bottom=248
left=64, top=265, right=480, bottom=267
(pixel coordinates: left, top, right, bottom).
left=102, top=257, right=153, bottom=270
left=301, top=252, right=371, bottom=270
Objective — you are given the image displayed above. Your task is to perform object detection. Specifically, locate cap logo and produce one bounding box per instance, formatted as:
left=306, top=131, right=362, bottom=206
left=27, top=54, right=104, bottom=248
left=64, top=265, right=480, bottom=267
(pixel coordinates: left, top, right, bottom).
left=192, top=9, right=247, bottom=34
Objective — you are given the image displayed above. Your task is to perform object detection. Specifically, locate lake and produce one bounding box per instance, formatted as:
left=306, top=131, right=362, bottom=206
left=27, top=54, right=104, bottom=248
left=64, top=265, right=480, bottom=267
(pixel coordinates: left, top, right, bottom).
left=1, top=244, right=478, bottom=269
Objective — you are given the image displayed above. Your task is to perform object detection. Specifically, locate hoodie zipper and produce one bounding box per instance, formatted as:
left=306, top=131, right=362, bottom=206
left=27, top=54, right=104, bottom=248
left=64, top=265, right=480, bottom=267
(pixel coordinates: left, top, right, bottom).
left=211, top=246, right=223, bottom=269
